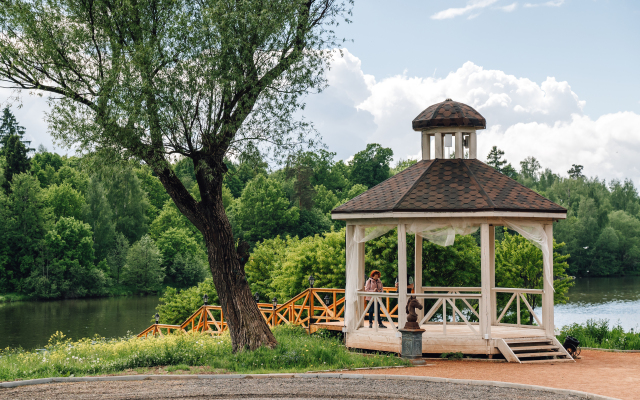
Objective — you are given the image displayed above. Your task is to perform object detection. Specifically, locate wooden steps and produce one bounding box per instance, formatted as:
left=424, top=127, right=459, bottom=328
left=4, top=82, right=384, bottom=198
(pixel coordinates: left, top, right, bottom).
left=497, top=337, right=574, bottom=363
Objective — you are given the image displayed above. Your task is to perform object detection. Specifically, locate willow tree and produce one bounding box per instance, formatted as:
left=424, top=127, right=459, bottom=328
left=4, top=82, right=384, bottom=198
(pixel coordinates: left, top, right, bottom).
left=0, top=0, right=351, bottom=351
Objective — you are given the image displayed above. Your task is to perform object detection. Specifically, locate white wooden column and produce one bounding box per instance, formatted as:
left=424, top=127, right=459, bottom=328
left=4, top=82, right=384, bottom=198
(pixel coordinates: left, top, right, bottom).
left=345, top=224, right=357, bottom=332
left=357, top=225, right=365, bottom=326
left=421, top=132, right=431, bottom=161
left=455, top=132, right=463, bottom=159
left=434, top=132, right=443, bottom=159
left=543, top=224, right=555, bottom=336
left=489, top=225, right=497, bottom=325
left=398, top=224, right=408, bottom=329
left=414, top=234, right=424, bottom=322
left=480, top=223, right=491, bottom=339
left=469, top=131, right=477, bottom=159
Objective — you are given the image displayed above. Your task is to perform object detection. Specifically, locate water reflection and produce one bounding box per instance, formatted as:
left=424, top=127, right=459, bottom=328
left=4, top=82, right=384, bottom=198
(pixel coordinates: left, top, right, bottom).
left=0, top=296, right=159, bottom=350
left=553, top=277, right=640, bottom=331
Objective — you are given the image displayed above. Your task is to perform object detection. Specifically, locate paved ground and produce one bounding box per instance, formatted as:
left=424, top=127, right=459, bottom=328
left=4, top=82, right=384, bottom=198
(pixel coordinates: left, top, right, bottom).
left=0, top=378, right=585, bottom=400
left=342, top=350, right=639, bottom=400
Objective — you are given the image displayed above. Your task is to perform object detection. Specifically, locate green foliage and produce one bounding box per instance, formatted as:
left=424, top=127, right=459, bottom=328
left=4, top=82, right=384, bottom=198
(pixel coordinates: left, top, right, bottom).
left=83, top=176, right=116, bottom=261
left=557, top=319, right=640, bottom=350
left=236, top=174, right=299, bottom=244
left=106, top=233, right=129, bottom=284
left=136, top=166, right=170, bottom=221
left=440, top=352, right=464, bottom=360
left=156, top=227, right=208, bottom=288
left=0, top=328, right=407, bottom=381
left=349, top=143, right=393, bottom=188
left=246, top=229, right=346, bottom=301
left=495, top=228, right=573, bottom=324
left=3, top=173, right=52, bottom=291
left=155, top=278, right=218, bottom=324
left=121, top=235, right=164, bottom=294
left=26, top=217, right=105, bottom=299
left=314, top=184, right=339, bottom=214
left=45, top=182, right=85, bottom=220
left=365, top=229, right=481, bottom=288
left=390, top=158, right=417, bottom=175
left=99, top=166, right=149, bottom=244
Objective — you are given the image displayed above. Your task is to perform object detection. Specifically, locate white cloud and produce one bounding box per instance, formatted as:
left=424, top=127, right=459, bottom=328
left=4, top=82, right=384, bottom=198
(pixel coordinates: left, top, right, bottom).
left=431, top=0, right=498, bottom=20
left=498, top=2, right=518, bottom=12
left=303, top=49, right=640, bottom=188
left=524, top=0, right=564, bottom=7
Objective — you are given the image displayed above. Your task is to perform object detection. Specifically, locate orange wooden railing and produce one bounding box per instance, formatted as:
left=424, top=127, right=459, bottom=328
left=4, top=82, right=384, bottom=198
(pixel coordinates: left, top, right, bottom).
left=138, top=287, right=361, bottom=338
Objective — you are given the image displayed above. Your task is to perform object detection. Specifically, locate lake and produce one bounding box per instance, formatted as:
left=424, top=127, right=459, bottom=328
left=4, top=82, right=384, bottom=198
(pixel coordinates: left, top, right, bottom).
left=0, top=296, right=160, bottom=350
left=553, top=276, right=640, bottom=331
left=1, top=276, right=639, bottom=350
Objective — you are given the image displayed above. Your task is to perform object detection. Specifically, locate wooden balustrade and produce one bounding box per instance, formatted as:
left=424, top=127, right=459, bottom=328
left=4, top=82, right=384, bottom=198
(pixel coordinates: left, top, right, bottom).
left=137, top=288, right=346, bottom=338
left=493, top=288, right=544, bottom=328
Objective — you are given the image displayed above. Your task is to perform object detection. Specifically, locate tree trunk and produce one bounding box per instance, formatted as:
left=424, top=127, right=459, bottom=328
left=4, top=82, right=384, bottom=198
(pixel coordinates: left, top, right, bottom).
left=156, top=166, right=277, bottom=352
left=201, top=208, right=277, bottom=352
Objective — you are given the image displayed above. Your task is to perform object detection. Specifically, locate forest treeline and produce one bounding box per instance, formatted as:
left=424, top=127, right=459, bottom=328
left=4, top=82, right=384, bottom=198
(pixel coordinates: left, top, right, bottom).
left=1, top=107, right=639, bottom=301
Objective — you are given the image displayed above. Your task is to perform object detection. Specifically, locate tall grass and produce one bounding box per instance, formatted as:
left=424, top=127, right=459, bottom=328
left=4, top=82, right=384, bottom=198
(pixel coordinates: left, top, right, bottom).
left=557, top=319, right=640, bottom=350
left=0, top=326, right=408, bottom=382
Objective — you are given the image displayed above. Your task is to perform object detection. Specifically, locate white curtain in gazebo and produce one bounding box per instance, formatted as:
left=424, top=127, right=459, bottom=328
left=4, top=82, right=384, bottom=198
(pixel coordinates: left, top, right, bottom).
left=503, top=220, right=554, bottom=292
left=408, top=220, right=479, bottom=247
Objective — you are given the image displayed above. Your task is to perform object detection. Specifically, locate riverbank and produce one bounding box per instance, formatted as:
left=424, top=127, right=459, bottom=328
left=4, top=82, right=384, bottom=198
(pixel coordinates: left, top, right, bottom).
left=0, top=326, right=407, bottom=382
left=0, top=293, right=30, bottom=303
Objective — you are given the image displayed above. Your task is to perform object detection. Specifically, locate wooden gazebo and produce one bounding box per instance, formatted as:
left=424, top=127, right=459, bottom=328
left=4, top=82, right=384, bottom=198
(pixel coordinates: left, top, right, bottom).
left=329, top=99, right=573, bottom=363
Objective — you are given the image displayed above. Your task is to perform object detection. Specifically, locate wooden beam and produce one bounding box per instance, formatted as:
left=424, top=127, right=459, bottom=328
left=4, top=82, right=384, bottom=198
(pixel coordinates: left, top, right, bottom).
left=345, top=224, right=357, bottom=332
left=469, top=131, right=477, bottom=159
left=357, top=226, right=365, bottom=326
left=480, top=223, right=491, bottom=339
left=434, top=132, right=443, bottom=159
left=455, top=132, right=463, bottom=159
left=398, top=224, right=408, bottom=329
left=544, top=224, right=555, bottom=336
left=414, top=234, right=424, bottom=321
left=489, top=225, right=496, bottom=325
left=334, top=212, right=567, bottom=221
left=421, top=132, right=431, bottom=161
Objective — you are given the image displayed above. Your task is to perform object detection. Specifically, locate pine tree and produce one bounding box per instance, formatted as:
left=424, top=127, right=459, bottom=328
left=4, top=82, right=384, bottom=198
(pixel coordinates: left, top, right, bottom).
left=0, top=107, right=33, bottom=152
left=2, top=135, right=30, bottom=192
left=486, top=146, right=507, bottom=172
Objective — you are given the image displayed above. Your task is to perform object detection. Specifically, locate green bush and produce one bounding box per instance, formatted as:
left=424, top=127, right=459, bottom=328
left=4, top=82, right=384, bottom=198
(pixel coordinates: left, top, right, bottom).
left=557, top=319, right=640, bottom=350
left=0, top=326, right=408, bottom=381
left=155, top=278, right=218, bottom=324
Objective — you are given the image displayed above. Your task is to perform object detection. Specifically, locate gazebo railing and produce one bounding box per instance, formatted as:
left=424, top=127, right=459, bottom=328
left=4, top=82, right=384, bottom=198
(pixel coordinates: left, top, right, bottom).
left=418, top=288, right=482, bottom=336
left=355, top=290, right=399, bottom=332
left=493, top=287, right=544, bottom=329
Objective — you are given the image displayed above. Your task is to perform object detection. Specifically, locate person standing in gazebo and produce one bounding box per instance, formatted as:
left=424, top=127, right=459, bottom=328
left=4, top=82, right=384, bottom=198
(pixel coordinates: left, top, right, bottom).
left=364, top=270, right=386, bottom=329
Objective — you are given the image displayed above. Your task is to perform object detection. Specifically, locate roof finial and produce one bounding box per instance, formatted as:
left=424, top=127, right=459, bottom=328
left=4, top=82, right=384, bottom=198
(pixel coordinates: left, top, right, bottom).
left=445, top=98, right=452, bottom=101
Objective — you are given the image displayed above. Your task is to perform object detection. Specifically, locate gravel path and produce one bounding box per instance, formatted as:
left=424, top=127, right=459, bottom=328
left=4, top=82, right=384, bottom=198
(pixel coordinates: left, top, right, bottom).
left=0, top=377, right=585, bottom=400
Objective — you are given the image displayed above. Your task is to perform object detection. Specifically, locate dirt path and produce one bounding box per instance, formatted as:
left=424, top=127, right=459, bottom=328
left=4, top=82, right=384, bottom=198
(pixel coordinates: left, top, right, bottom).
left=342, top=350, right=639, bottom=400
left=0, top=377, right=586, bottom=400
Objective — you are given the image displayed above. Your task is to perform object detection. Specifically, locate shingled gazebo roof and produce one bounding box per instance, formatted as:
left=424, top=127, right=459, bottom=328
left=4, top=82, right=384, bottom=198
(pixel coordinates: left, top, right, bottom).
left=412, top=99, right=486, bottom=131
left=332, top=159, right=566, bottom=214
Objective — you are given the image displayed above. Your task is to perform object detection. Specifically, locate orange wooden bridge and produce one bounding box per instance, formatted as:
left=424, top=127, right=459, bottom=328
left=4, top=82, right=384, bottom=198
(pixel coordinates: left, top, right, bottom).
left=138, top=287, right=400, bottom=338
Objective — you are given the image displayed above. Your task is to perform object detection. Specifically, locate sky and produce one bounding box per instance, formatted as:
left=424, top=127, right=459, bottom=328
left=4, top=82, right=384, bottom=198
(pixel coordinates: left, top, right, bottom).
left=1, top=0, right=640, bottom=185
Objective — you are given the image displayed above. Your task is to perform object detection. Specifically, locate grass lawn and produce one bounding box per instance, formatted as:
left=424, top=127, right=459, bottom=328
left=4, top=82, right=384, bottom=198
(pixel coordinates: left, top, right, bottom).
left=0, top=325, right=408, bottom=382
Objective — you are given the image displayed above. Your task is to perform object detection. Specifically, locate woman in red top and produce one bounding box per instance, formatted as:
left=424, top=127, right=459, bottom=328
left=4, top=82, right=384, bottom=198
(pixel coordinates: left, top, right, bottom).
left=364, top=270, right=386, bottom=329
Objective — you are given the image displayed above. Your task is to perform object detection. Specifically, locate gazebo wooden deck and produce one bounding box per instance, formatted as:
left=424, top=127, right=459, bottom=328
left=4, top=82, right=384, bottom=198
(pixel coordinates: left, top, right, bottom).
left=330, top=99, right=573, bottom=363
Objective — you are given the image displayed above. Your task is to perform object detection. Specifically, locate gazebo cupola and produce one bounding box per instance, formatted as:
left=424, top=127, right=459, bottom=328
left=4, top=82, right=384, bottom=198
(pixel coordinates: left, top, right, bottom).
left=412, top=98, right=486, bottom=160
left=330, top=99, right=571, bottom=363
